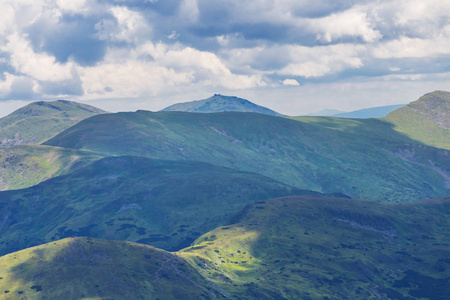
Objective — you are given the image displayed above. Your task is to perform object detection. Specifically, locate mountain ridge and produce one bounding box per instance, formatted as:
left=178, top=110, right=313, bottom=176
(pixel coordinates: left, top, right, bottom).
left=161, top=94, right=283, bottom=116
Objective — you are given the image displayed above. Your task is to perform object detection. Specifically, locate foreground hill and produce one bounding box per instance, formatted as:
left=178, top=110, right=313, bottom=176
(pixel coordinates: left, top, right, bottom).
left=384, top=90, right=450, bottom=150
left=1, top=195, right=449, bottom=299
left=0, top=156, right=313, bottom=255
left=0, top=237, right=225, bottom=299
left=0, top=100, right=106, bottom=149
left=161, top=94, right=282, bottom=116
left=180, top=195, right=450, bottom=299
left=0, top=145, right=102, bottom=190
left=44, top=110, right=450, bottom=202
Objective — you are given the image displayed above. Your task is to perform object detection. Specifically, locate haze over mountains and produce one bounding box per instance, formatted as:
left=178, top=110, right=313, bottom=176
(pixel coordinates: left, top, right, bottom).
left=0, top=91, right=449, bottom=299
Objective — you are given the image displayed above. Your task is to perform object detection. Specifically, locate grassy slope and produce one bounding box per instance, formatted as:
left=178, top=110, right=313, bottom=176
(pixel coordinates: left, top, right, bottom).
left=161, top=94, right=282, bottom=116
left=45, top=111, right=450, bottom=202
left=180, top=195, right=450, bottom=299
left=0, top=237, right=226, bottom=300
left=384, top=90, right=450, bottom=150
left=0, top=156, right=314, bottom=255
left=0, top=100, right=106, bottom=149
left=0, top=145, right=102, bottom=190
left=1, top=195, right=448, bottom=299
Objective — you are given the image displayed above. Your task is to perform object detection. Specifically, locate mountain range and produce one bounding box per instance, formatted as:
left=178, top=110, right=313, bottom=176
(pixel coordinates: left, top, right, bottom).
left=0, top=91, right=449, bottom=299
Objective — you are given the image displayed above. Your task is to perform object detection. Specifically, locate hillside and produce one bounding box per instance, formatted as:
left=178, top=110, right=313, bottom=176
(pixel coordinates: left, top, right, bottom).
left=384, top=90, right=450, bottom=150
left=0, top=156, right=314, bottom=255
left=0, top=100, right=106, bottom=149
left=0, top=237, right=225, bottom=299
left=161, top=94, right=283, bottom=116
left=0, top=145, right=102, bottom=190
left=44, top=110, right=450, bottom=202
left=1, top=195, right=449, bottom=299
left=332, top=104, right=405, bottom=118
left=180, top=195, right=450, bottom=299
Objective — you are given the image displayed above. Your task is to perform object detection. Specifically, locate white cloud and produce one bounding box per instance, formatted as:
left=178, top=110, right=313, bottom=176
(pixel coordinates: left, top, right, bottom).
left=1, top=33, right=74, bottom=82
left=310, top=8, right=382, bottom=43
left=282, top=79, right=300, bottom=86
left=57, top=0, right=87, bottom=14
left=96, top=6, right=151, bottom=43
left=179, top=0, right=199, bottom=23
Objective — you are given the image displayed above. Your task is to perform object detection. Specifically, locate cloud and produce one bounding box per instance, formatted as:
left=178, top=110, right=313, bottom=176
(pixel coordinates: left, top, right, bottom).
left=0, top=0, right=449, bottom=114
left=282, top=79, right=300, bottom=86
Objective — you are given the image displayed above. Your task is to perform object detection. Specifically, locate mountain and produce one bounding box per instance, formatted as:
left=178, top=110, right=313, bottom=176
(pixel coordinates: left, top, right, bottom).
left=332, top=104, right=406, bottom=118
left=44, top=110, right=450, bottom=202
left=0, top=145, right=102, bottom=191
left=305, top=108, right=346, bottom=116
left=2, top=195, right=449, bottom=299
left=384, top=90, right=450, bottom=150
left=161, top=94, right=283, bottom=116
left=0, top=237, right=226, bottom=299
left=0, top=156, right=314, bottom=255
left=180, top=195, right=450, bottom=299
left=0, top=100, right=106, bottom=149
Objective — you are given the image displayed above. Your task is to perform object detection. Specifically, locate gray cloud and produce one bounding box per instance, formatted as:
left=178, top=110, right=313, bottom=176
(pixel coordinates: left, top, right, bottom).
left=0, top=0, right=449, bottom=113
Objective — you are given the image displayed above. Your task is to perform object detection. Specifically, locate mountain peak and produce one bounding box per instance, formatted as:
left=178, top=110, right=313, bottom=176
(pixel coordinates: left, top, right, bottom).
left=383, top=90, right=450, bottom=150
left=386, top=90, right=450, bottom=130
left=0, top=100, right=107, bottom=149
left=161, top=94, right=283, bottom=116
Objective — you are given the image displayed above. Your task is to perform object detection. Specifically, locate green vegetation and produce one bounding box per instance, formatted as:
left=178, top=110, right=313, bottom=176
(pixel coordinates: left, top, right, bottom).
left=161, top=94, right=283, bottom=116
left=0, top=100, right=106, bottom=149
left=1, top=195, right=449, bottom=299
left=45, top=109, right=450, bottom=202
left=180, top=195, right=450, bottom=299
left=0, top=237, right=225, bottom=299
left=384, top=90, right=450, bottom=150
left=0, top=156, right=313, bottom=255
left=0, top=145, right=102, bottom=190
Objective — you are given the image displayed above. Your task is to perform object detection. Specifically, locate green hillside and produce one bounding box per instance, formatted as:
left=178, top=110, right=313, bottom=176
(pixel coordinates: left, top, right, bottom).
left=1, top=195, right=448, bottom=299
left=45, top=110, right=450, bottom=202
left=384, top=90, right=450, bottom=150
left=0, top=156, right=313, bottom=255
left=0, top=100, right=106, bottom=149
left=161, top=94, right=283, bottom=116
left=0, top=237, right=225, bottom=299
left=180, top=195, right=450, bottom=299
left=0, top=145, right=102, bottom=190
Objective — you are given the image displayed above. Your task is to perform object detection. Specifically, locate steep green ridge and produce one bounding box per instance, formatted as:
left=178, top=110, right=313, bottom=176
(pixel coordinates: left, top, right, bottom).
left=180, top=195, right=450, bottom=299
left=0, top=100, right=106, bottom=149
left=0, top=237, right=225, bottom=299
left=0, top=156, right=313, bottom=255
left=384, top=90, right=450, bottom=150
left=45, top=110, right=450, bottom=202
left=161, top=94, right=282, bottom=116
left=0, top=145, right=102, bottom=191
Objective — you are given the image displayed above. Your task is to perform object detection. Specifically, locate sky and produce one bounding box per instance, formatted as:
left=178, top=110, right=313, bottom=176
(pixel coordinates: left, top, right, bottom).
left=0, top=0, right=450, bottom=117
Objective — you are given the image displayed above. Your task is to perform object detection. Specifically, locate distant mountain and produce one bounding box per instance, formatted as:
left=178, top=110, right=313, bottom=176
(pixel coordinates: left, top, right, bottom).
left=44, top=111, right=450, bottom=202
left=0, top=100, right=106, bottom=149
left=0, top=156, right=314, bottom=255
left=0, top=145, right=102, bottom=191
left=0, top=237, right=225, bottom=299
left=384, top=90, right=450, bottom=150
left=161, top=94, right=283, bottom=116
left=332, top=104, right=406, bottom=118
left=305, top=108, right=346, bottom=116
left=2, top=195, right=449, bottom=299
